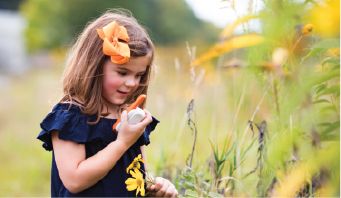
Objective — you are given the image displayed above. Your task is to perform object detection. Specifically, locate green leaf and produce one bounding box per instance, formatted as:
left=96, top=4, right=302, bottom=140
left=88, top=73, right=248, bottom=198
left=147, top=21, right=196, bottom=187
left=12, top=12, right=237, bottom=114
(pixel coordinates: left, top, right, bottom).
left=320, top=121, right=340, bottom=135
left=320, top=105, right=338, bottom=113
left=313, top=39, right=340, bottom=49
left=302, top=48, right=325, bottom=61
left=209, top=139, right=223, bottom=169
left=318, top=122, right=335, bottom=127
left=314, top=84, right=327, bottom=94
left=313, top=99, right=330, bottom=104
left=310, top=70, right=339, bottom=86
left=317, top=85, right=340, bottom=97
left=208, top=192, right=224, bottom=198
left=184, top=189, right=199, bottom=197
left=320, top=133, right=340, bottom=141
left=322, top=57, right=341, bottom=67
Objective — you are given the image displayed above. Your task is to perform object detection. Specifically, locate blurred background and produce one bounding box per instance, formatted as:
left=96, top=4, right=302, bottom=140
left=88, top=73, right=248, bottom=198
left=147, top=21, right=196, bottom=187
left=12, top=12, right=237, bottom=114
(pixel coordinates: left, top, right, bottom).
left=0, top=0, right=339, bottom=196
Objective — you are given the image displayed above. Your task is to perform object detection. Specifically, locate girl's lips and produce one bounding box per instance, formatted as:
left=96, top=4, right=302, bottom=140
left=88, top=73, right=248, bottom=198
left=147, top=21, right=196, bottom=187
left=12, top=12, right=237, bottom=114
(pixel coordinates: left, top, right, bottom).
left=117, top=90, right=129, bottom=95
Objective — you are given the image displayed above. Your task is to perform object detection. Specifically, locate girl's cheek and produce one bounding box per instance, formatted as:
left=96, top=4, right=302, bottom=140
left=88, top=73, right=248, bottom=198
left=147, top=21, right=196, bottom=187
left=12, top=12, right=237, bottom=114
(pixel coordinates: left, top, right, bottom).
left=107, top=78, right=123, bottom=88
left=103, top=73, right=124, bottom=89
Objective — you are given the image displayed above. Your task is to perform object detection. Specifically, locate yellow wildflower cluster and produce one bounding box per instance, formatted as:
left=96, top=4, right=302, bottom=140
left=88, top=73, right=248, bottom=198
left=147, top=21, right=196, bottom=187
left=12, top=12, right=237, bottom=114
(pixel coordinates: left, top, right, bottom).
left=125, top=154, right=146, bottom=197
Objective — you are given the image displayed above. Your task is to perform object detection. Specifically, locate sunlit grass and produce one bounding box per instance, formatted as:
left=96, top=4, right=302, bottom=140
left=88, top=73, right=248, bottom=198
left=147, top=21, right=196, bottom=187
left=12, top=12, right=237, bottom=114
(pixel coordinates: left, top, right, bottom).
left=0, top=66, right=62, bottom=195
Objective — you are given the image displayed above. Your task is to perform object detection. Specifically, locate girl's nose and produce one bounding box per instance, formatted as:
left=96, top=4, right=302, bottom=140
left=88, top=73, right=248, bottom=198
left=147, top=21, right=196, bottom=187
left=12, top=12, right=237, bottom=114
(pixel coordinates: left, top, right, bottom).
left=125, top=76, right=138, bottom=87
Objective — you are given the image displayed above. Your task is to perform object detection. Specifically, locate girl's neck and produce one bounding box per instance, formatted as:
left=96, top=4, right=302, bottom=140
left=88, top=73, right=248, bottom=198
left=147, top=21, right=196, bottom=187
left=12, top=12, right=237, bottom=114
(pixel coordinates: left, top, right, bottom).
left=101, top=102, right=121, bottom=119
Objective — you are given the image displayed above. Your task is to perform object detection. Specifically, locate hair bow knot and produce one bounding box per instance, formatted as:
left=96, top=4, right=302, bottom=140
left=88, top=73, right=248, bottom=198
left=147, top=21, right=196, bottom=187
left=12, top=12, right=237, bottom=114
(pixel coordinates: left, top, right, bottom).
left=97, top=21, right=130, bottom=64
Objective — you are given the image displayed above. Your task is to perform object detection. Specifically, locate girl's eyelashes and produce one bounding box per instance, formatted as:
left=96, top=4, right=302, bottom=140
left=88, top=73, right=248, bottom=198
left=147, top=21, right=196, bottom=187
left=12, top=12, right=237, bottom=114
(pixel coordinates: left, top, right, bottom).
left=117, top=71, right=127, bottom=76
left=116, top=70, right=145, bottom=79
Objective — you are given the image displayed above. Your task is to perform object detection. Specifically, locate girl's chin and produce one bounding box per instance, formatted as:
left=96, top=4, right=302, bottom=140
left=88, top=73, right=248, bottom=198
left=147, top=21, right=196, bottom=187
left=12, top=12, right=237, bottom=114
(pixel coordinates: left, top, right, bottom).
left=104, top=95, right=129, bottom=106
left=111, top=97, right=127, bottom=105
left=110, top=100, right=124, bottom=106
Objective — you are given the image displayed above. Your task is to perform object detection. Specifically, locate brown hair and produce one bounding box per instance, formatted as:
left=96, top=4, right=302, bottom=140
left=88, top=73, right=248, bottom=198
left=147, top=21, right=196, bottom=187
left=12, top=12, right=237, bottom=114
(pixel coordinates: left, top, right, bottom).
left=60, top=9, right=154, bottom=123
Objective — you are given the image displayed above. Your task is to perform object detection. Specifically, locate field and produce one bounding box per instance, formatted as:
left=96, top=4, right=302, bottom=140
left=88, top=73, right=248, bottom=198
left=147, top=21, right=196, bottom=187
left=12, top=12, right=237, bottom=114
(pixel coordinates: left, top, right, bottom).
left=0, top=0, right=339, bottom=196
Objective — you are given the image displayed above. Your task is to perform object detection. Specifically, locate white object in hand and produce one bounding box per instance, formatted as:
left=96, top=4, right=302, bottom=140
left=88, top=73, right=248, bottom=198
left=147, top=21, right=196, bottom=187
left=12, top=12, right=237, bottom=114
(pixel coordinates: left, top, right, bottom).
left=116, top=107, right=146, bottom=131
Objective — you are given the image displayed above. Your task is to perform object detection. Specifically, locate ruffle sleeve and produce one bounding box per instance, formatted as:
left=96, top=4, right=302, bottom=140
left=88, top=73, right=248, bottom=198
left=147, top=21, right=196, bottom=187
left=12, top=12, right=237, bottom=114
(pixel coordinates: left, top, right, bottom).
left=37, top=103, right=99, bottom=151
left=135, top=117, right=159, bottom=147
left=37, top=103, right=160, bottom=151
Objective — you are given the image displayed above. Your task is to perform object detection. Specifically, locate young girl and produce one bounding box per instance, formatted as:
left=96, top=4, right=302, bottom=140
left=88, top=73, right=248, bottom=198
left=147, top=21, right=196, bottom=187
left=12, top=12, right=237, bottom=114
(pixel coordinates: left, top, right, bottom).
left=37, top=9, right=178, bottom=197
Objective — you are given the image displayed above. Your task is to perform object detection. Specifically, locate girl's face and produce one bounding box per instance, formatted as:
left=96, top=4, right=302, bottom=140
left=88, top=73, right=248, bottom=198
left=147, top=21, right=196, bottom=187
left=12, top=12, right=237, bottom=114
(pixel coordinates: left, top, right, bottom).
left=102, top=55, right=150, bottom=107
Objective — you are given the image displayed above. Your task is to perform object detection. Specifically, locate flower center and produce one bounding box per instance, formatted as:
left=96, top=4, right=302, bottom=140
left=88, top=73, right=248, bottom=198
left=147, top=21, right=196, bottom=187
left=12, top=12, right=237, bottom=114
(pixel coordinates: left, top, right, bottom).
left=136, top=178, right=143, bottom=186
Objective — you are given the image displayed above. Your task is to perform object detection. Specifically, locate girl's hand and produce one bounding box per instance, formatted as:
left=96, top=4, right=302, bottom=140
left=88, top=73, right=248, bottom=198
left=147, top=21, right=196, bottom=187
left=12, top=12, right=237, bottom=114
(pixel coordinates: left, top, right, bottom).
left=147, top=177, right=178, bottom=197
left=116, top=110, right=152, bottom=148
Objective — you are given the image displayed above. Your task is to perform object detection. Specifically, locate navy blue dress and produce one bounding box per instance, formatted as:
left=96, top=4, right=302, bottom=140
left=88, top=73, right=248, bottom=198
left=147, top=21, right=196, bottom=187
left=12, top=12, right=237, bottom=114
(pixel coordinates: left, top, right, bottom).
left=37, top=103, right=159, bottom=197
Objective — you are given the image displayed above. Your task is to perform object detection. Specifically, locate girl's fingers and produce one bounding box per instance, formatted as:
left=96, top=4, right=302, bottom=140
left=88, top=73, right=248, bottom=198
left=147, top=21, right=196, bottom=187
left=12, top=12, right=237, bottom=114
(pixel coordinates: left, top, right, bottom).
left=148, top=177, right=178, bottom=197
left=151, top=177, right=164, bottom=192
left=136, top=111, right=152, bottom=127
left=157, top=185, right=172, bottom=197
left=142, top=109, right=152, bottom=122
left=155, top=178, right=171, bottom=197
left=166, top=185, right=178, bottom=197
left=155, top=177, right=164, bottom=190
left=148, top=184, right=155, bottom=191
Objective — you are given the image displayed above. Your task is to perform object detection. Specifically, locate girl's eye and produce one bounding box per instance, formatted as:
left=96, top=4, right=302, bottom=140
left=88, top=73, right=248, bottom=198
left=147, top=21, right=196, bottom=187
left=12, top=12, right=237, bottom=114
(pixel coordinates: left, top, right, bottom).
left=136, top=74, right=144, bottom=79
left=117, top=71, right=127, bottom=76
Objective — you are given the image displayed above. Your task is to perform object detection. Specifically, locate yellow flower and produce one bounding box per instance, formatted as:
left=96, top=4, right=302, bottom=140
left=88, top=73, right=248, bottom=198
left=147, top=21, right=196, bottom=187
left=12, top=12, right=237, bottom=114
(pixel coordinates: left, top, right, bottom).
left=125, top=169, right=145, bottom=196
left=191, top=34, right=264, bottom=66
left=301, top=24, right=314, bottom=35
left=307, top=0, right=339, bottom=37
left=327, top=48, right=340, bottom=57
left=126, top=154, right=144, bottom=173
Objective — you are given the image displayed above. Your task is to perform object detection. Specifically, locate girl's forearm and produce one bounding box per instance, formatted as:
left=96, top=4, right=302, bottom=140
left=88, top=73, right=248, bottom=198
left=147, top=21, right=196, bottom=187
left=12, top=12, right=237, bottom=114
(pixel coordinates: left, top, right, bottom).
left=70, top=140, right=128, bottom=193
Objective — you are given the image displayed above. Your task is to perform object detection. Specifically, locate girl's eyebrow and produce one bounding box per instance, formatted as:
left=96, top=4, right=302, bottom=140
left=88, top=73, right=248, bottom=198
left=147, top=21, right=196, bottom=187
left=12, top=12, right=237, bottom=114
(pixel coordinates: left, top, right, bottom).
left=116, top=67, right=146, bottom=74
left=116, top=67, right=128, bottom=71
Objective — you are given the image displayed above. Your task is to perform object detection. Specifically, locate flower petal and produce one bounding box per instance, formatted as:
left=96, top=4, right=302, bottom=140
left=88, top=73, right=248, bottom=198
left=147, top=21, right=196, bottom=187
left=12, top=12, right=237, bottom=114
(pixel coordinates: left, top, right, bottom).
left=140, top=184, right=145, bottom=196
left=136, top=186, right=139, bottom=196
left=126, top=164, right=133, bottom=173
left=135, top=169, right=143, bottom=179
left=129, top=170, right=136, bottom=178
left=126, top=183, right=137, bottom=191
left=125, top=178, right=136, bottom=185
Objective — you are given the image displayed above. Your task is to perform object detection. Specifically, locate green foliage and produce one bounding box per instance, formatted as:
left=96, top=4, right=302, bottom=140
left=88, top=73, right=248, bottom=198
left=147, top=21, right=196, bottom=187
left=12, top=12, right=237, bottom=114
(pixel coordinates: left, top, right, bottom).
left=174, top=0, right=339, bottom=197
left=209, top=139, right=233, bottom=181
left=20, top=0, right=218, bottom=52
left=176, top=167, right=223, bottom=198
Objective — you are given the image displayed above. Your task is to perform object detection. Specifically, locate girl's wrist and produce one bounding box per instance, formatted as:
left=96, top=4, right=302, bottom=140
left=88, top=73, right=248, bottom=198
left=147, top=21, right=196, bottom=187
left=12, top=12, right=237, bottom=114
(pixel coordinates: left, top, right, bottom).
left=113, top=139, right=130, bottom=151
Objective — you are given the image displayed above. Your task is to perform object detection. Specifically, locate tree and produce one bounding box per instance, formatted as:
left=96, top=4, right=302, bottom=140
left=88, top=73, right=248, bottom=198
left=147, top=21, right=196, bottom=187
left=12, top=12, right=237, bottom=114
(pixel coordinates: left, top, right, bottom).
left=20, top=0, right=218, bottom=52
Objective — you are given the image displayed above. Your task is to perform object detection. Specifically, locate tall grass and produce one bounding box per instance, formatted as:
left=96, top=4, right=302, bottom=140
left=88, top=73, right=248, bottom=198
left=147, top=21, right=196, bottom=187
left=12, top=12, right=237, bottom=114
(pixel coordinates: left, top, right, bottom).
left=146, top=0, right=340, bottom=197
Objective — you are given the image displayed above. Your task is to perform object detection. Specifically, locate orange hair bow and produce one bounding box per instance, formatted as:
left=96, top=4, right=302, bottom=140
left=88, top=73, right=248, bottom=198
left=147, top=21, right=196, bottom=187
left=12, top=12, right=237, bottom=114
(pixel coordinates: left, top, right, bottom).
left=97, top=21, right=130, bottom=64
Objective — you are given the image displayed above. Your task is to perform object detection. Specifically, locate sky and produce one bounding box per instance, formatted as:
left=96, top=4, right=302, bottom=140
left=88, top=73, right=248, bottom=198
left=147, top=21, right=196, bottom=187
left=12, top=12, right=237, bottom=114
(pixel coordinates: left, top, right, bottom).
left=185, top=0, right=264, bottom=29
